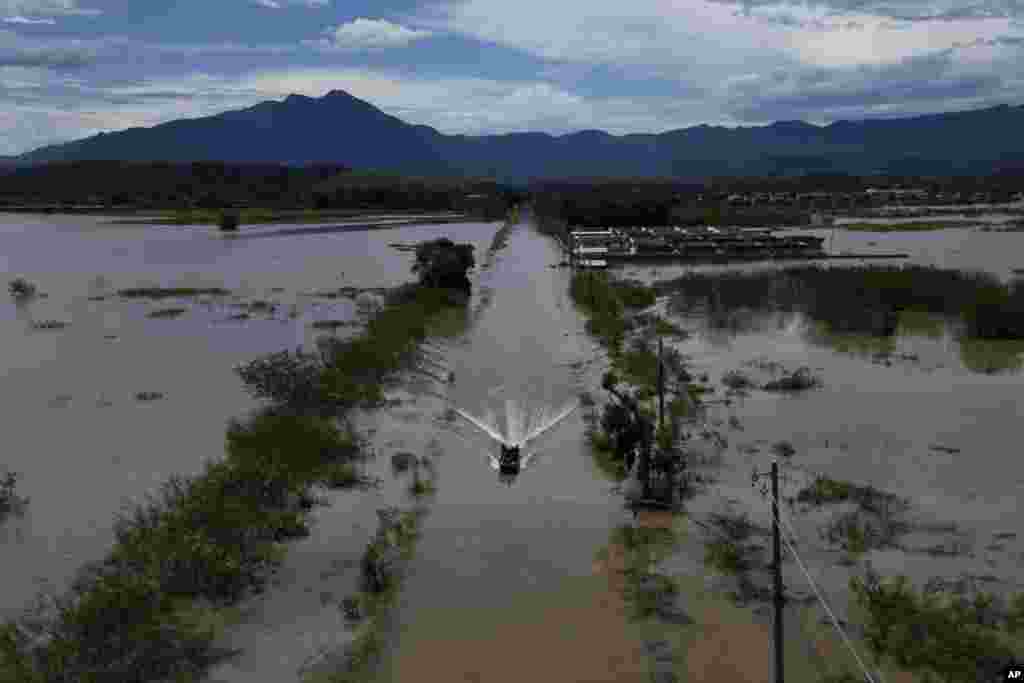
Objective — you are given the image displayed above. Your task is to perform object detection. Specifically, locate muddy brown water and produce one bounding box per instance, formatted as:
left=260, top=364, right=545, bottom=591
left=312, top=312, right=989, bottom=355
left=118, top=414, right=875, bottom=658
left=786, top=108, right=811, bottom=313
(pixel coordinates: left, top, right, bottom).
left=619, top=225, right=1024, bottom=679
left=4, top=213, right=1023, bottom=681
left=0, top=212, right=499, bottom=623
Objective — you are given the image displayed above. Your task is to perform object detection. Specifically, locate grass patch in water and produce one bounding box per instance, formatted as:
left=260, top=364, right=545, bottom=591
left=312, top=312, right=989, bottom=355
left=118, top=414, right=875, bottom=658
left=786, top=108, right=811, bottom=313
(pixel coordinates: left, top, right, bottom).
left=310, top=320, right=352, bottom=331
left=0, top=409, right=374, bottom=681
left=608, top=523, right=681, bottom=620
left=147, top=307, right=188, bottom=319
left=660, top=264, right=1024, bottom=346
left=704, top=537, right=749, bottom=574
left=796, top=475, right=855, bottom=504
left=0, top=470, right=27, bottom=519
left=797, top=475, right=903, bottom=513
left=119, top=287, right=231, bottom=300
left=8, top=277, right=38, bottom=299
left=958, top=337, right=1024, bottom=374
left=30, top=320, right=68, bottom=330
left=304, top=508, right=424, bottom=683
left=850, top=567, right=1024, bottom=682
left=237, top=286, right=468, bottom=410
left=587, top=427, right=628, bottom=482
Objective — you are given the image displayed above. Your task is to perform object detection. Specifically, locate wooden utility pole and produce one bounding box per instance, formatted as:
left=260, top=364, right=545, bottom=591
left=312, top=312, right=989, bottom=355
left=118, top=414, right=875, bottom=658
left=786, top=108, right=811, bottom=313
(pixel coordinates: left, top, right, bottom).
left=771, top=460, right=785, bottom=683
left=657, top=337, right=665, bottom=431
left=753, top=461, right=785, bottom=683
left=657, top=336, right=675, bottom=506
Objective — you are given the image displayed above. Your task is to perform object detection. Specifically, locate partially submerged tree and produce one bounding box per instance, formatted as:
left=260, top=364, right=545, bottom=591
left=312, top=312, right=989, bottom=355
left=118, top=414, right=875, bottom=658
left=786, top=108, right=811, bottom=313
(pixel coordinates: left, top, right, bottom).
left=600, top=371, right=655, bottom=497
left=411, top=238, right=475, bottom=292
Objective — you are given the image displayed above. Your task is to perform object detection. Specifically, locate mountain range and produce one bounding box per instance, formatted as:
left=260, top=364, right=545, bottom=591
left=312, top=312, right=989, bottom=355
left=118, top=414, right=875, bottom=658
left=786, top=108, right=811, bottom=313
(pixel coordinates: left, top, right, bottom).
left=15, top=90, right=1024, bottom=181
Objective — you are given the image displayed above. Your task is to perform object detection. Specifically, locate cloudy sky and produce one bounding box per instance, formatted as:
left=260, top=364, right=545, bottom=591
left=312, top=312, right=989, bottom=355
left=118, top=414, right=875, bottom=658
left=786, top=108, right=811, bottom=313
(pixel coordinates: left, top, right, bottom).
left=2, top=0, right=1023, bottom=154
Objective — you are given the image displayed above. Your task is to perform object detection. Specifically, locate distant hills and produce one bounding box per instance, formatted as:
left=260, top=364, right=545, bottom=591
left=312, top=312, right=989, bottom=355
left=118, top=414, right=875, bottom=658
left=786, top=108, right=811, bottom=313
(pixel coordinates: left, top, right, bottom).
left=14, top=90, right=1024, bottom=181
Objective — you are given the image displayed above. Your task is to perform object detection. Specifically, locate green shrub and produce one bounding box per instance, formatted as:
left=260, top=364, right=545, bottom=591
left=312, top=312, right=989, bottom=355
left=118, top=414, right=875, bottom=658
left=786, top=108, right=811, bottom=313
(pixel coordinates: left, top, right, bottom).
left=0, top=470, right=24, bottom=518
left=118, top=288, right=230, bottom=300
left=147, top=307, right=188, bottom=319
left=612, top=280, right=657, bottom=310
left=8, top=278, right=37, bottom=299
left=850, top=569, right=1019, bottom=682
left=704, top=537, right=747, bottom=574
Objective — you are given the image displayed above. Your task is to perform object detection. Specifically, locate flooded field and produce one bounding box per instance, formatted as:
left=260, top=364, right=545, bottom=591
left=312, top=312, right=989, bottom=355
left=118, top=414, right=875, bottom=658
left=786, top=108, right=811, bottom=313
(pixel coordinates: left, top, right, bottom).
left=0, top=212, right=499, bottom=624
left=612, top=225, right=1024, bottom=680
left=3, top=212, right=1022, bottom=682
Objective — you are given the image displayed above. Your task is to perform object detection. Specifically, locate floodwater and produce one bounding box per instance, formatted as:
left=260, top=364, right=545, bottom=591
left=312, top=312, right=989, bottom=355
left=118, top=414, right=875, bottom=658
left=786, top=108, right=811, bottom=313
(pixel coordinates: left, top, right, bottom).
left=617, top=225, right=1024, bottom=679
left=5, top=212, right=1023, bottom=682
left=202, top=215, right=655, bottom=683
left=0, top=212, right=499, bottom=622
left=367, top=220, right=656, bottom=683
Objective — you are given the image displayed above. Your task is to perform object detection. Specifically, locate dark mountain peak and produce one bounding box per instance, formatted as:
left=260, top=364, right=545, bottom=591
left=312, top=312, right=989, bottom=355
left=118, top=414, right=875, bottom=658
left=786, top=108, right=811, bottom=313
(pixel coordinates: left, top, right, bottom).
left=15, top=94, right=1024, bottom=180
left=769, top=119, right=818, bottom=131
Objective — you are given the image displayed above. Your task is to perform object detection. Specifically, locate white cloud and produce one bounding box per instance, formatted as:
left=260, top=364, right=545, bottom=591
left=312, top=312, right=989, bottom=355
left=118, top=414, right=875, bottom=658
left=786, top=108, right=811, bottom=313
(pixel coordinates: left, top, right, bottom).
left=790, top=14, right=1015, bottom=66
left=417, top=0, right=1024, bottom=75
left=3, top=14, right=55, bottom=23
left=253, top=0, right=328, bottom=7
left=0, top=28, right=98, bottom=67
left=313, top=18, right=432, bottom=50
left=0, top=0, right=99, bottom=18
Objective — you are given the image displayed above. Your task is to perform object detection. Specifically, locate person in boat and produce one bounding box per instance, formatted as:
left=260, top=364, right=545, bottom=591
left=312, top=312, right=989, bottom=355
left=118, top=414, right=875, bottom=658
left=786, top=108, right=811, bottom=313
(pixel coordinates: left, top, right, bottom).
left=499, top=443, right=520, bottom=470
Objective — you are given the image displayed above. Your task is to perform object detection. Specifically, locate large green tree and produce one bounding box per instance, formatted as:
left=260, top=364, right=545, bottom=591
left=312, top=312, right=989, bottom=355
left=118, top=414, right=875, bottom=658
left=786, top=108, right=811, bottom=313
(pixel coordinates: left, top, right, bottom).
left=412, top=238, right=475, bottom=292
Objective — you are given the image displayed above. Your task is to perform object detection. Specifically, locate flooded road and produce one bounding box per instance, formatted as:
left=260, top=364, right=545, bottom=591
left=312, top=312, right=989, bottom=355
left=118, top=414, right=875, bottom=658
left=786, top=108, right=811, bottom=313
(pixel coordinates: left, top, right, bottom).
left=366, top=219, right=653, bottom=682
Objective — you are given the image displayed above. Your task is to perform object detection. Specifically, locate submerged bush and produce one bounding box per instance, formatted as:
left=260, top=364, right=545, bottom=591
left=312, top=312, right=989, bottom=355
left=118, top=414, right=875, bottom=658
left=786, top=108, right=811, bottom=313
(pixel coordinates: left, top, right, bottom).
left=0, top=470, right=26, bottom=518
left=218, top=211, right=240, bottom=232
left=704, top=537, right=749, bottom=574
left=850, top=567, right=1021, bottom=683
left=722, top=370, right=755, bottom=390
left=762, top=367, right=820, bottom=392
left=662, top=265, right=1024, bottom=341
left=30, top=320, right=68, bottom=330
left=1, top=408, right=371, bottom=681
left=118, top=287, right=230, bottom=300
left=146, top=307, right=187, bottom=319
left=797, top=475, right=854, bottom=504
left=611, top=279, right=657, bottom=310
left=8, top=278, right=37, bottom=299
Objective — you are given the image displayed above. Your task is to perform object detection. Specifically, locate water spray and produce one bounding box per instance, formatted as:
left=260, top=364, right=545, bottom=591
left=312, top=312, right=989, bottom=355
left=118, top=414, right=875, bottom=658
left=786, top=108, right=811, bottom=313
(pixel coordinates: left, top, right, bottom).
left=452, top=397, right=579, bottom=479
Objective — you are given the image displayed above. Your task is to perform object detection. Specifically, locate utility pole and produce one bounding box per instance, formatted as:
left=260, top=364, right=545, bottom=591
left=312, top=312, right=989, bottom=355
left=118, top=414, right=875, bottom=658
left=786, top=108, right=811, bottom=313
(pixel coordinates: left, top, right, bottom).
left=753, top=461, right=785, bottom=683
left=657, top=337, right=665, bottom=432
left=657, top=336, right=675, bottom=507
left=771, top=460, right=785, bottom=683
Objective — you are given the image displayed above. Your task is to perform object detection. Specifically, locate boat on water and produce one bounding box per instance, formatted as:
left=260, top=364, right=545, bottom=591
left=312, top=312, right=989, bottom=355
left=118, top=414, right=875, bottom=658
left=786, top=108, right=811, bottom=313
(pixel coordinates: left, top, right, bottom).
left=499, top=443, right=521, bottom=474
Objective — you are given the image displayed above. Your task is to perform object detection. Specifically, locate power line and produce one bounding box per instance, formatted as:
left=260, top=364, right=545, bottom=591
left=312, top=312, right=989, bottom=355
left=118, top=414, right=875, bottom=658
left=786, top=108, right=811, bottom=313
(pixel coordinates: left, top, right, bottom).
left=756, top=486, right=883, bottom=683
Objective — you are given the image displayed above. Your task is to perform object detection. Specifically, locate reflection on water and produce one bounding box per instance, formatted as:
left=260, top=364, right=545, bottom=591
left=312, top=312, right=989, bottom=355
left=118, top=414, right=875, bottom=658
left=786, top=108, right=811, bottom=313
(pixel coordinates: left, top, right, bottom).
left=661, top=265, right=1024, bottom=375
